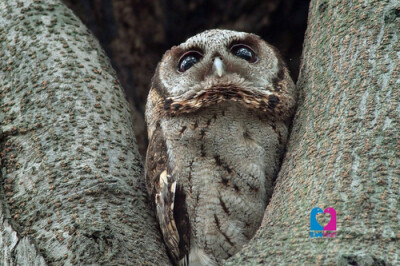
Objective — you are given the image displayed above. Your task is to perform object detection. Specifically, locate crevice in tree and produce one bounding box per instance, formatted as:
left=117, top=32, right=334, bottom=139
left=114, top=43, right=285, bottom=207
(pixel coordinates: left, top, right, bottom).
left=0, top=150, right=48, bottom=264
left=341, top=255, right=386, bottom=266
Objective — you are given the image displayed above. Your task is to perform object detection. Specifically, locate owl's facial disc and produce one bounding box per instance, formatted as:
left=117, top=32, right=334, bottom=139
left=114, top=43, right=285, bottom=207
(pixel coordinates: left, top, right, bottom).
left=154, top=30, right=295, bottom=119
left=163, top=31, right=274, bottom=99
left=167, top=38, right=268, bottom=103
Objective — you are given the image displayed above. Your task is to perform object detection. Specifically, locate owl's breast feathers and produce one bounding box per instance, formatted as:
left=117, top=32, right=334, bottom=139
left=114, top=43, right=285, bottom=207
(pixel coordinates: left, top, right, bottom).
left=145, top=125, right=190, bottom=265
left=153, top=81, right=295, bottom=121
left=145, top=29, right=297, bottom=265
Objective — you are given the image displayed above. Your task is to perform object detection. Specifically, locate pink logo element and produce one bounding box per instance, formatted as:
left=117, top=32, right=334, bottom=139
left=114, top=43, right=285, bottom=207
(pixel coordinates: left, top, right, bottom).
left=323, top=207, right=336, bottom=231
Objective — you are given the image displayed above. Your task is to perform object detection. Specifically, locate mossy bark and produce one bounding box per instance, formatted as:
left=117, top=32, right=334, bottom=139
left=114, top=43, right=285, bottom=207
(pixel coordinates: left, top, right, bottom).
left=1, top=0, right=399, bottom=265
left=226, top=0, right=400, bottom=264
left=0, top=0, right=169, bottom=264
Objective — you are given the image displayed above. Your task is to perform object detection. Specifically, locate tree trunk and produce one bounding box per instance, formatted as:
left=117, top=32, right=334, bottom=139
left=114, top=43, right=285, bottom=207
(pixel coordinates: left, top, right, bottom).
left=226, top=0, right=400, bottom=264
left=1, top=0, right=399, bottom=265
left=0, top=0, right=169, bottom=264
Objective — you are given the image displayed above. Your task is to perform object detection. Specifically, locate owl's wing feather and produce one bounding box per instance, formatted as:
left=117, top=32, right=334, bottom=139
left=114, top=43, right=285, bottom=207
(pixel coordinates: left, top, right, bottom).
left=174, top=182, right=190, bottom=266
left=145, top=125, right=190, bottom=265
left=156, top=170, right=180, bottom=256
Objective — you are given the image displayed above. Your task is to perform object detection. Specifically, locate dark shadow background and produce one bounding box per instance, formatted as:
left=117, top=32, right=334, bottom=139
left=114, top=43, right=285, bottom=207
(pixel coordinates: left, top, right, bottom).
left=62, top=0, right=310, bottom=156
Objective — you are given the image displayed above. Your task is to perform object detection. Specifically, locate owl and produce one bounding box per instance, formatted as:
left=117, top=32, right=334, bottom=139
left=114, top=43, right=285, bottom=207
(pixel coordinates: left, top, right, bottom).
left=145, top=29, right=296, bottom=265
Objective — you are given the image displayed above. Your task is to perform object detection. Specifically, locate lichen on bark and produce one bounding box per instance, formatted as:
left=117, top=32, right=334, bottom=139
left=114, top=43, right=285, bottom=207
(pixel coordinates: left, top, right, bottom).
left=226, top=0, right=400, bottom=264
left=1, top=0, right=399, bottom=265
left=0, top=0, right=169, bottom=264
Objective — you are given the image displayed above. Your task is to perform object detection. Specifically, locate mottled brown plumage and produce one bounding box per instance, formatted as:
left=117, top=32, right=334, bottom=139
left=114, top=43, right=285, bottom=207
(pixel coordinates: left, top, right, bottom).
left=145, top=29, right=296, bottom=265
left=161, top=84, right=294, bottom=119
left=145, top=126, right=190, bottom=263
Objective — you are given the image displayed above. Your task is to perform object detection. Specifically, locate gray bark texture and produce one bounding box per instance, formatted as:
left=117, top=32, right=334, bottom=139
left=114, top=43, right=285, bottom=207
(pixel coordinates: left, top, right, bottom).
left=0, top=0, right=169, bottom=265
left=226, top=0, right=400, bottom=265
left=1, top=0, right=399, bottom=265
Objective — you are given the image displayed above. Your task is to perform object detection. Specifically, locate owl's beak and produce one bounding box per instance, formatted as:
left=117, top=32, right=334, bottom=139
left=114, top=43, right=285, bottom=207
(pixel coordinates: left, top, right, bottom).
left=213, top=57, right=225, bottom=77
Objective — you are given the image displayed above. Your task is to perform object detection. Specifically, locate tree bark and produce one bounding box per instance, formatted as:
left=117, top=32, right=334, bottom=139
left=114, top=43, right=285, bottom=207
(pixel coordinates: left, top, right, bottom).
left=0, top=0, right=169, bottom=264
left=1, top=0, right=399, bottom=265
left=226, top=0, right=400, bottom=264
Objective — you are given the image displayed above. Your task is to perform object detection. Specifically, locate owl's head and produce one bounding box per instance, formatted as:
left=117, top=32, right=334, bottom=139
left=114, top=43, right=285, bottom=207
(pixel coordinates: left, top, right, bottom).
left=147, top=29, right=295, bottom=123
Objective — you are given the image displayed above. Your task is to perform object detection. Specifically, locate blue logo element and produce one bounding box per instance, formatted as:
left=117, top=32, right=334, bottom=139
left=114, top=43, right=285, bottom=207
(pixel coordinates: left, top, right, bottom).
left=310, top=207, right=324, bottom=231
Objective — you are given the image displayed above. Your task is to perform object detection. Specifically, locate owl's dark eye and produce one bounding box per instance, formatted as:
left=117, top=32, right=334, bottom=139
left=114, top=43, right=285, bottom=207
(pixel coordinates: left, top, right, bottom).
left=230, top=44, right=257, bottom=63
left=178, top=51, right=203, bottom=72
